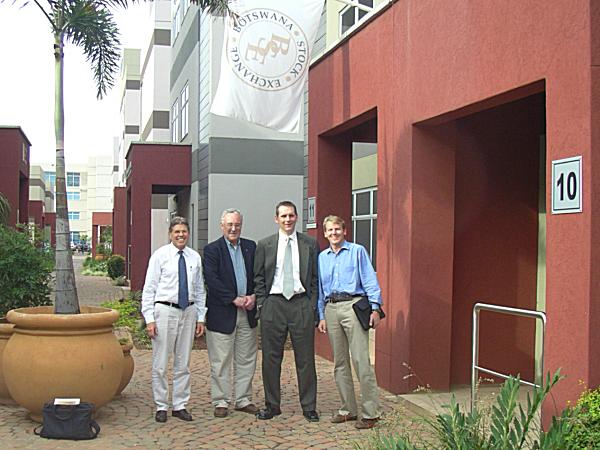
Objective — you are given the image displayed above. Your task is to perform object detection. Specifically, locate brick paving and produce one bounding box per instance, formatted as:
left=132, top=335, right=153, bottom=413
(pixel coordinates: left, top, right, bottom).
left=0, top=257, right=416, bottom=449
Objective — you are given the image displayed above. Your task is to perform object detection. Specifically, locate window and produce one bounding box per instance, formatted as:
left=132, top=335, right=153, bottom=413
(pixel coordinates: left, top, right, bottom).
left=352, top=187, right=377, bottom=269
left=68, top=211, right=80, bottom=220
left=171, top=99, right=179, bottom=142
left=339, top=0, right=373, bottom=35
left=45, top=172, right=56, bottom=186
left=70, top=231, right=80, bottom=244
left=180, top=83, right=189, bottom=139
left=67, top=172, right=80, bottom=187
left=172, top=4, right=180, bottom=40
left=67, top=191, right=80, bottom=201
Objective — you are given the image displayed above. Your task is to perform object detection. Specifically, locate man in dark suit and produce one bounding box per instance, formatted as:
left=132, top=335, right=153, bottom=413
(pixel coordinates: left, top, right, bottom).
left=254, top=200, right=320, bottom=422
left=203, top=208, right=258, bottom=418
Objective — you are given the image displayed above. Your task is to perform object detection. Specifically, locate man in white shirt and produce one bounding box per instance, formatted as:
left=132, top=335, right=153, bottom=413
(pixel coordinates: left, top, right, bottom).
left=254, top=201, right=320, bottom=422
left=141, top=216, right=206, bottom=423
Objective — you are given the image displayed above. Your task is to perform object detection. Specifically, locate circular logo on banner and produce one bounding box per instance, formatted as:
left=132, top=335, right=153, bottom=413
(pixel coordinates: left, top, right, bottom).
left=226, top=9, right=309, bottom=91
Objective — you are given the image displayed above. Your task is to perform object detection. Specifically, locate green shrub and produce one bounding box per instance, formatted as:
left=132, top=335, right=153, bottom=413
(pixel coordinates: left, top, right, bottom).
left=81, top=256, right=107, bottom=276
left=107, top=254, right=125, bottom=280
left=0, top=225, right=53, bottom=316
left=101, top=291, right=149, bottom=348
left=356, top=370, right=574, bottom=450
left=566, top=385, right=600, bottom=449
left=113, top=275, right=127, bottom=286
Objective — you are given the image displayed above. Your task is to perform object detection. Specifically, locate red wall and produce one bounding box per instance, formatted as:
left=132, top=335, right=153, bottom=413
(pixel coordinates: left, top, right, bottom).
left=126, top=143, right=191, bottom=291
left=28, top=200, right=44, bottom=228
left=0, top=127, right=30, bottom=226
left=92, top=212, right=113, bottom=257
left=112, top=187, right=127, bottom=259
left=308, top=0, right=599, bottom=416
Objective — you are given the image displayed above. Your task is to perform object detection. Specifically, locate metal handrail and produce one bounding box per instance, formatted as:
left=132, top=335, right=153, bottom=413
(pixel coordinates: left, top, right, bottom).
left=471, top=302, right=547, bottom=412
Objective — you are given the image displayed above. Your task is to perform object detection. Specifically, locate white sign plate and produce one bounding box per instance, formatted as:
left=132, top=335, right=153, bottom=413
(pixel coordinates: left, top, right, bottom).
left=551, top=156, right=582, bottom=214
left=307, top=197, right=316, bottom=226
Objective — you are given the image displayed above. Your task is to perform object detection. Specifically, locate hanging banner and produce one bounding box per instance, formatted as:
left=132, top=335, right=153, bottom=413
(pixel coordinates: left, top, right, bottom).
left=210, top=0, right=323, bottom=133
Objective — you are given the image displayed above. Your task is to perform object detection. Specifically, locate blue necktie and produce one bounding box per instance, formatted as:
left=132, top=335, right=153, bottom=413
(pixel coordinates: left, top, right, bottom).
left=178, top=250, right=189, bottom=310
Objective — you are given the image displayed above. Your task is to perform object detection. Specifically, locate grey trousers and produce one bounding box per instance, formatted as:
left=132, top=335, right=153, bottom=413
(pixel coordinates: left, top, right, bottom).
left=260, top=293, right=317, bottom=411
left=325, top=298, right=380, bottom=419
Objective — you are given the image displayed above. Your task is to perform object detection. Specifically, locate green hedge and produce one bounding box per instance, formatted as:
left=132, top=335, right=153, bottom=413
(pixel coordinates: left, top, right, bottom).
left=0, top=225, right=53, bottom=317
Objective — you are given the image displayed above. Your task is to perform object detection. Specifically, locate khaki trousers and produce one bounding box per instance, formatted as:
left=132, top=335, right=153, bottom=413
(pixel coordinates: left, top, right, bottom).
left=325, top=298, right=380, bottom=419
left=206, top=308, right=258, bottom=408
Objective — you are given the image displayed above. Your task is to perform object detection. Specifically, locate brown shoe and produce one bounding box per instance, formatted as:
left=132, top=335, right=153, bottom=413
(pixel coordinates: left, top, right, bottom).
left=355, top=418, right=379, bottom=429
left=235, top=404, right=258, bottom=414
left=214, top=407, right=228, bottom=418
left=331, top=413, right=358, bottom=423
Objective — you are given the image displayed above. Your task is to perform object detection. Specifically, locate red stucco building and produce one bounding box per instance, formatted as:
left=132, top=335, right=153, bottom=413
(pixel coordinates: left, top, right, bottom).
left=0, top=127, right=30, bottom=226
left=308, top=0, right=599, bottom=419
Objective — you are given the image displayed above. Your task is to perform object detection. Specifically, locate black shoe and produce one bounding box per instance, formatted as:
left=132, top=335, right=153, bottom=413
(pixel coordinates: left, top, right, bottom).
left=172, top=409, right=193, bottom=421
left=256, top=407, right=282, bottom=420
left=155, top=410, right=167, bottom=423
left=303, top=410, right=320, bottom=422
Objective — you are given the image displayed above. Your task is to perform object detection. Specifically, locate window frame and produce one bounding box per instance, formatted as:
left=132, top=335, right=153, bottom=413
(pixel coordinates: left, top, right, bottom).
left=171, top=98, right=180, bottom=142
left=66, top=191, right=81, bottom=201
left=338, top=0, right=374, bottom=36
left=352, top=187, right=378, bottom=267
left=67, top=172, right=80, bottom=187
left=180, top=83, right=189, bottom=139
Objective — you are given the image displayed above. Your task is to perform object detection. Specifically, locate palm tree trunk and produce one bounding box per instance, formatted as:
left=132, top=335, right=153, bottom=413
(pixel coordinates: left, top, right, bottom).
left=54, top=32, right=80, bottom=314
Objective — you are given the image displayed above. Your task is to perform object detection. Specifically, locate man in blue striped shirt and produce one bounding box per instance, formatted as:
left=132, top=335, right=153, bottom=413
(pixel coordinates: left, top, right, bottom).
left=317, top=215, right=383, bottom=429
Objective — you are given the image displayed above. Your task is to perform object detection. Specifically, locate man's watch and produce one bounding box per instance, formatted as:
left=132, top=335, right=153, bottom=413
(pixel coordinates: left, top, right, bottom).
left=372, top=308, right=385, bottom=319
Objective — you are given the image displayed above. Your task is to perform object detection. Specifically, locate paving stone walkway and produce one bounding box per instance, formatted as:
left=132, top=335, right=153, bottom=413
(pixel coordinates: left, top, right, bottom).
left=0, top=257, right=417, bottom=449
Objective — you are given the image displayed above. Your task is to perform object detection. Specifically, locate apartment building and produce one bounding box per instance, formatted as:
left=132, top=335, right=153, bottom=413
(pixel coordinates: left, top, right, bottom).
left=115, top=2, right=310, bottom=289
left=307, top=0, right=600, bottom=423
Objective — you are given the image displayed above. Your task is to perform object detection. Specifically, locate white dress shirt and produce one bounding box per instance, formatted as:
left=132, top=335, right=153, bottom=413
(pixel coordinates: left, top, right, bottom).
left=269, top=230, right=305, bottom=296
left=141, top=243, right=207, bottom=323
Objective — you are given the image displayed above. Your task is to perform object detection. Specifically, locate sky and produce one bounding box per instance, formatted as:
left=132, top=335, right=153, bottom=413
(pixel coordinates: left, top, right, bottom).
left=0, top=2, right=152, bottom=166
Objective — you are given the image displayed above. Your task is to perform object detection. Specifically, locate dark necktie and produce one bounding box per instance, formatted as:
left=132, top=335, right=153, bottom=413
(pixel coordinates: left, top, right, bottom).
left=178, top=250, right=189, bottom=310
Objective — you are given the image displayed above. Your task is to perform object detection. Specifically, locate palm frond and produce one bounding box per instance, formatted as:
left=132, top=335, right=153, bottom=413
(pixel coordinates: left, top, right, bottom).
left=59, top=0, right=121, bottom=98
left=192, top=0, right=231, bottom=16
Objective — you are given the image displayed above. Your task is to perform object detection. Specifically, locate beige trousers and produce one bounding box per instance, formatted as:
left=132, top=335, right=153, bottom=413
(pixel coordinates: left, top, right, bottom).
left=325, top=298, right=380, bottom=419
left=206, top=308, right=258, bottom=408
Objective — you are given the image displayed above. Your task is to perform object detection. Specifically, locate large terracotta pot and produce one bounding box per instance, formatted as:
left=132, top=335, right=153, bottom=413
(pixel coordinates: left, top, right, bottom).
left=116, top=342, right=134, bottom=396
left=0, top=319, right=15, bottom=404
left=4, top=306, right=123, bottom=422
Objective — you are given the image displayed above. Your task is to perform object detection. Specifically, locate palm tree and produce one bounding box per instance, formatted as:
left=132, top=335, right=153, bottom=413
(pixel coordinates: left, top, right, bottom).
left=12, top=0, right=231, bottom=314
left=0, top=192, right=10, bottom=226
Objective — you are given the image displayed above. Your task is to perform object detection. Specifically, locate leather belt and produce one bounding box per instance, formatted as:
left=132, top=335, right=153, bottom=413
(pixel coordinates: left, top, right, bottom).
left=328, top=293, right=356, bottom=303
left=155, top=301, right=194, bottom=309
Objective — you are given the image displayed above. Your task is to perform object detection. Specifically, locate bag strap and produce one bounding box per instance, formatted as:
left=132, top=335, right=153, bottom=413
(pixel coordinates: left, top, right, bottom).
left=90, top=420, right=101, bottom=439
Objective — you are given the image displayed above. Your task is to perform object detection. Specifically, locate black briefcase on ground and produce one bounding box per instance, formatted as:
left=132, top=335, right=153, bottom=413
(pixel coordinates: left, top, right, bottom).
left=34, top=401, right=100, bottom=440
left=352, top=296, right=385, bottom=330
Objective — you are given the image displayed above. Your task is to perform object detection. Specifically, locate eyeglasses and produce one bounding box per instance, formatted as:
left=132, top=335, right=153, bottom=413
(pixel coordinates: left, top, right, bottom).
left=223, top=223, right=242, bottom=229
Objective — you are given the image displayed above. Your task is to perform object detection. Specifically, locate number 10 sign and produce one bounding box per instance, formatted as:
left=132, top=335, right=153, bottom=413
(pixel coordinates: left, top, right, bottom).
left=551, top=156, right=582, bottom=214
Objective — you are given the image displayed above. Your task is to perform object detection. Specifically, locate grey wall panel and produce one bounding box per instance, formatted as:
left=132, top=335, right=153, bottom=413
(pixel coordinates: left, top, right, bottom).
left=209, top=138, right=304, bottom=175
left=207, top=173, right=304, bottom=242
left=170, top=11, right=200, bottom=90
